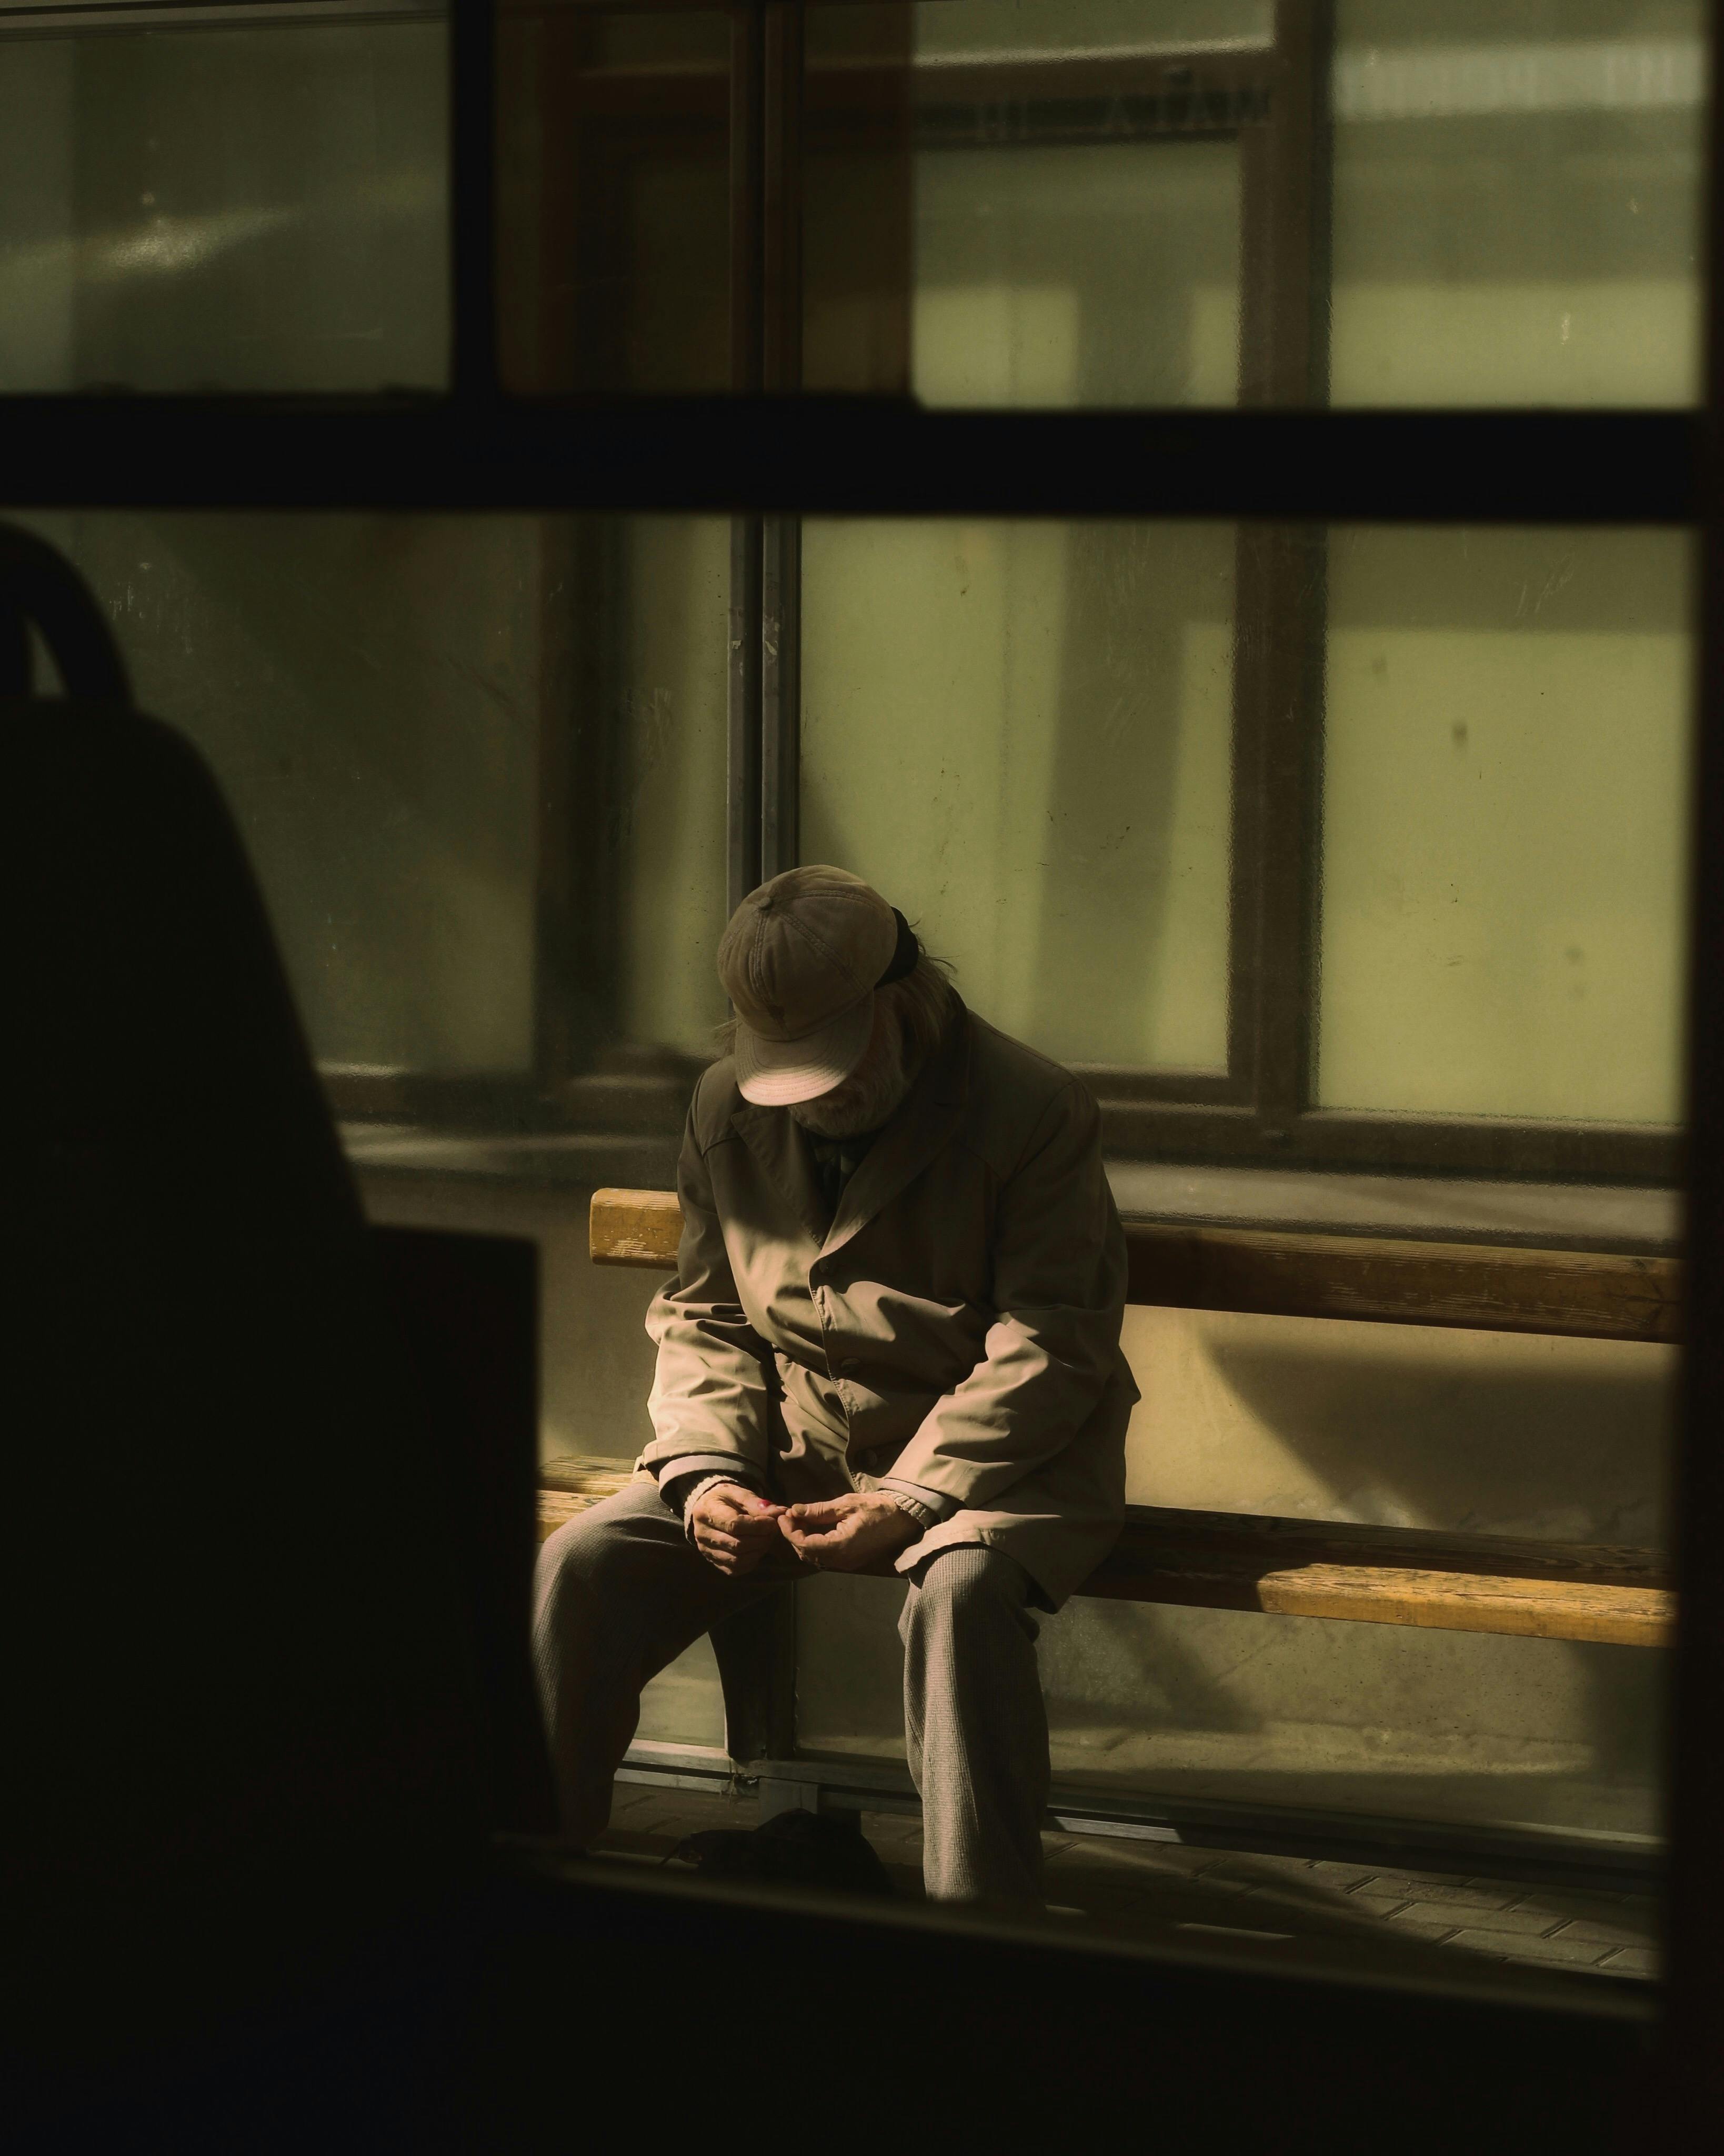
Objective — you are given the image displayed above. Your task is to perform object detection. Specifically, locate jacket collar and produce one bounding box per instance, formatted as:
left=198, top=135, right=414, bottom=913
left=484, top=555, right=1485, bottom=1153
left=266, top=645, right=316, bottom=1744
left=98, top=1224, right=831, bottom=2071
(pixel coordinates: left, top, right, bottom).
left=729, top=1097, right=831, bottom=1249
left=821, top=999, right=970, bottom=1261
left=727, top=999, right=973, bottom=1263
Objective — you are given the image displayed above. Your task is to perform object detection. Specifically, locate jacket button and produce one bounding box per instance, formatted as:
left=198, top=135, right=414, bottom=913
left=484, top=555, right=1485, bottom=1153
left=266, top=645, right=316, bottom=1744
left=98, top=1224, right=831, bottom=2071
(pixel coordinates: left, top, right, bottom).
left=838, top=1356, right=861, bottom=1374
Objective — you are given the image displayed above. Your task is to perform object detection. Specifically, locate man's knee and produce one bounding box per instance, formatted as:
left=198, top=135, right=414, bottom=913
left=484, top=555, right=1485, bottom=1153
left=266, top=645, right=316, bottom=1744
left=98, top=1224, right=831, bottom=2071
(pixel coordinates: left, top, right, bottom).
left=903, top=1544, right=1036, bottom=1642
left=534, top=1507, right=638, bottom=1633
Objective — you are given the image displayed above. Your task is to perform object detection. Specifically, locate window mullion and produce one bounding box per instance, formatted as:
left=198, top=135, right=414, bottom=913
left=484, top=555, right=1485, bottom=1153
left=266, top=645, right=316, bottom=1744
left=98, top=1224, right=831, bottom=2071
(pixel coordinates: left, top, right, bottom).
left=1231, top=0, right=1332, bottom=1128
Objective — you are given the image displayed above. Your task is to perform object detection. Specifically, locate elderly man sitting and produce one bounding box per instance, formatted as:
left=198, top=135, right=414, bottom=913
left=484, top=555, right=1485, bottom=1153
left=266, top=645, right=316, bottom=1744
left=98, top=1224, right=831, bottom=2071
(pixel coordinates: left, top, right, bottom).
left=534, top=865, right=1137, bottom=1907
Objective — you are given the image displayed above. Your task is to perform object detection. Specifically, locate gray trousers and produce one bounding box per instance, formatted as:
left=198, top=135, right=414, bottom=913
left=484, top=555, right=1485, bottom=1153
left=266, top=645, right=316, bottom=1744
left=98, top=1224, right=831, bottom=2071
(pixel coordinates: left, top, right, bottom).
left=533, top=1476, right=1050, bottom=1907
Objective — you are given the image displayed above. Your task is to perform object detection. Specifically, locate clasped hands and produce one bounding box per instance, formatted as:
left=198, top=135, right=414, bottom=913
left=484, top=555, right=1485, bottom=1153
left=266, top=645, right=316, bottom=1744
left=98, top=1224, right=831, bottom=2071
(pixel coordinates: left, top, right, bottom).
left=688, top=1482, right=919, bottom=1578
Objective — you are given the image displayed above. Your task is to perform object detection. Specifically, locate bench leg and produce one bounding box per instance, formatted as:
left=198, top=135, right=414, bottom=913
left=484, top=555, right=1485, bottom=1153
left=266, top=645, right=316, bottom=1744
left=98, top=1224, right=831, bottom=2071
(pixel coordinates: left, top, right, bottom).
left=757, top=1776, right=822, bottom=1823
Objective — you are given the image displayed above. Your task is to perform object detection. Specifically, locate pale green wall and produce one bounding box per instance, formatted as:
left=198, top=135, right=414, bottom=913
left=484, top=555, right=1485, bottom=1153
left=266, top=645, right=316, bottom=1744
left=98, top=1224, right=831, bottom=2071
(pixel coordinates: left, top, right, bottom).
left=615, top=518, right=734, bottom=1058
left=802, top=519, right=1236, bottom=1072
left=1319, top=527, right=1692, bottom=1122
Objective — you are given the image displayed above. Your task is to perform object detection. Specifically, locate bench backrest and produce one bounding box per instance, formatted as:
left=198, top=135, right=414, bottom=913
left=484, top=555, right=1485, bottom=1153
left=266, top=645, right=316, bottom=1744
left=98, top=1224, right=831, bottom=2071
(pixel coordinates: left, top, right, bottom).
left=588, top=1187, right=1682, bottom=1344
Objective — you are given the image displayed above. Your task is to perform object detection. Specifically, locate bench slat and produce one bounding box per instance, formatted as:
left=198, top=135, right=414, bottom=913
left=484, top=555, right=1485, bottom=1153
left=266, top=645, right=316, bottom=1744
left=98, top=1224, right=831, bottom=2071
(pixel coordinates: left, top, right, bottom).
left=1125, top=1223, right=1681, bottom=1344
left=588, top=1188, right=1683, bottom=1344
left=589, top=1188, right=683, bottom=1269
left=1105, top=1560, right=1671, bottom=1648
left=534, top=1459, right=1673, bottom=1648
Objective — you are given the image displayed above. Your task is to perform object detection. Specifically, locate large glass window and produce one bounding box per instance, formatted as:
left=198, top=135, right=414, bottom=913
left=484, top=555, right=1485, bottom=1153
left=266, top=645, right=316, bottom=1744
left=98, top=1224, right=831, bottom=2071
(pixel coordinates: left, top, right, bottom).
left=799, top=0, right=1705, bottom=409
left=0, top=15, right=448, bottom=393
left=801, top=514, right=1690, bottom=1169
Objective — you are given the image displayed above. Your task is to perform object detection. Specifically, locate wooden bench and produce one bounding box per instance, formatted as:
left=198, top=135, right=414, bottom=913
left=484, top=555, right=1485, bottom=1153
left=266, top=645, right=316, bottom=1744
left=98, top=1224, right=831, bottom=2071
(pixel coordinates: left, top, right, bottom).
left=542, top=1187, right=1678, bottom=1651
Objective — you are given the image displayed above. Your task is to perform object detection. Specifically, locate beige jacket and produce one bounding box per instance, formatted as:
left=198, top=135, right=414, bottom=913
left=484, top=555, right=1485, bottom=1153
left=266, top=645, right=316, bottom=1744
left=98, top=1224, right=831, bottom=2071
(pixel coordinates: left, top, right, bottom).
left=640, top=1000, right=1137, bottom=1609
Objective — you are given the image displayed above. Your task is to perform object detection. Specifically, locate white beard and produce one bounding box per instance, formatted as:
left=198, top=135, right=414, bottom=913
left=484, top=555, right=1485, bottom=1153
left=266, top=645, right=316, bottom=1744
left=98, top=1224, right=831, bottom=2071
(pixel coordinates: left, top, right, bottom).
left=790, top=1031, right=914, bottom=1138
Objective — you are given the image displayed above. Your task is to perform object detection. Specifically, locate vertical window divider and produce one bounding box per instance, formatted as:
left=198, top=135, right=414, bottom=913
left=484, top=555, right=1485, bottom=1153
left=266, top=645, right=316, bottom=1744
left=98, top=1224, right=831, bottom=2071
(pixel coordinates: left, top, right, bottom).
left=761, top=515, right=802, bottom=881
left=762, top=1, right=805, bottom=882
left=729, top=516, right=766, bottom=915
left=727, top=4, right=768, bottom=914
left=1230, top=0, right=1333, bottom=1135
left=726, top=1, right=799, bottom=1769
left=451, top=0, right=500, bottom=405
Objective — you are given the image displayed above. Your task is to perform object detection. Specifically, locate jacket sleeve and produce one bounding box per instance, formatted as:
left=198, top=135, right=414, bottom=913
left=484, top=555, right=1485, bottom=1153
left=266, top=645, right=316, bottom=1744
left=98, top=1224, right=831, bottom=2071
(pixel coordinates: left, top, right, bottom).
left=640, top=1111, right=776, bottom=1484
left=885, top=1078, right=1128, bottom=1510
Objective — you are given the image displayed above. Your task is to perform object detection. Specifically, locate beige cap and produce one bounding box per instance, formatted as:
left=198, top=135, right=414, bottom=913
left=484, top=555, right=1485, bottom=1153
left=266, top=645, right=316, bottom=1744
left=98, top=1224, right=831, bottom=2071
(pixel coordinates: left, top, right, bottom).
left=717, top=865, right=904, bottom=1106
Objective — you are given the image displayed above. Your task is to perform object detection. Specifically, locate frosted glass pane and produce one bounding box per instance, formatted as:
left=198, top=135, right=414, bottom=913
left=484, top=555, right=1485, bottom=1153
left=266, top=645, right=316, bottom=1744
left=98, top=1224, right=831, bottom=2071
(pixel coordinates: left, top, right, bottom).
left=0, top=24, right=447, bottom=394
left=800, top=520, right=1234, bottom=1071
left=1331, top=0, right=1705, bottom=405
left=613, top=518, right=734, bottom=1061
left=913, top=138, right=1241, bottom=407
left=20, top=512, right=728, bottom=1083
left=1317, top=527, right=1692, bottom=1123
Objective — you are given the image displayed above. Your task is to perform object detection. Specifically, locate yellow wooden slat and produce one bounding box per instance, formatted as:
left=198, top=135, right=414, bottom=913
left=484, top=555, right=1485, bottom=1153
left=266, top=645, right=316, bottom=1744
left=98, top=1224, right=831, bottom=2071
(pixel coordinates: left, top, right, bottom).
left=589, top=1188, right=683, bottom=1268
left=533, top=1461, right=1675, bottom=1648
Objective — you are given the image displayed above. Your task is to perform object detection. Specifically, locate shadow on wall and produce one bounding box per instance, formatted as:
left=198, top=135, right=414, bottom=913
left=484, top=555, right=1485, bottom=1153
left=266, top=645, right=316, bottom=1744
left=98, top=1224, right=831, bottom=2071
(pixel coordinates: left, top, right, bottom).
left=1208, top=1333, right=1672, bottom=1545
left=1125, top=1306, right=1673, bottom=1546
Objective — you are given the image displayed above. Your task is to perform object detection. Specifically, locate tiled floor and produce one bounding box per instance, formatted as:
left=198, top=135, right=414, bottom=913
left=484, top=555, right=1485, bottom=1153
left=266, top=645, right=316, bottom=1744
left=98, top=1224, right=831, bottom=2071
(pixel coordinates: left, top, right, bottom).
left=597, top=1781, right=1659, bottom=1988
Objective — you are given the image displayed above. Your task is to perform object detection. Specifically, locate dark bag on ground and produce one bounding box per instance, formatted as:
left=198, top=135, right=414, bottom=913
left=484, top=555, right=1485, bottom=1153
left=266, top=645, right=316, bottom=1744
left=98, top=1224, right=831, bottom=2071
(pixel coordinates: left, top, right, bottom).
left=672, top=1809, right=895, bottom=1897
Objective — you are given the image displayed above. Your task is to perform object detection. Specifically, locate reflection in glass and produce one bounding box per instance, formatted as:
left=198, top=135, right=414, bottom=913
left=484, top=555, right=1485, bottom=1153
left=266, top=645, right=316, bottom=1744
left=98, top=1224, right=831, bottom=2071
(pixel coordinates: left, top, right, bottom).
left=1331, top=0, right=1705, bottom=405
left=911, top=138, right=1241, bottom=406
left=886, top=0, right=1251, bottom=406
left=801, top=519, right=1235, bottom=1071
left=915, top=0, right=1276, bottom=59
left=1318, top=527, right=1693, bottom=1123
left=0, top=23, right=447, bottom=393
left=497, top=5, right=730, bottom=393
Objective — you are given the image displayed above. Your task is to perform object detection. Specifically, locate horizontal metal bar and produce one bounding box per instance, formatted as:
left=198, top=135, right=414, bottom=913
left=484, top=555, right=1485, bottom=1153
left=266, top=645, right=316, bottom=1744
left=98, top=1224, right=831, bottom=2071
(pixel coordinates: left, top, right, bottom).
left=0, top=399, right=1702, bottom=522
left=0, top=0, right=440, bottom=31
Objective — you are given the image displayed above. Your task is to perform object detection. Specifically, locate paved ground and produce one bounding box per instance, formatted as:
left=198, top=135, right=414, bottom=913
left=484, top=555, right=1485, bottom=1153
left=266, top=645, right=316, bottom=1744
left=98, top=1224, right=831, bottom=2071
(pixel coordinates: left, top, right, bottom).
left=596, top=1781, right=1659, bottom=1989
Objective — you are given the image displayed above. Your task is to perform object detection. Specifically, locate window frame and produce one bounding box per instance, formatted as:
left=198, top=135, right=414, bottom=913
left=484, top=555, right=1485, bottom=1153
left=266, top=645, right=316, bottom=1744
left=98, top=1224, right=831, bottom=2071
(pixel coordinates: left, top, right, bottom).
left=307, top=0, right=1688, bottom=1186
